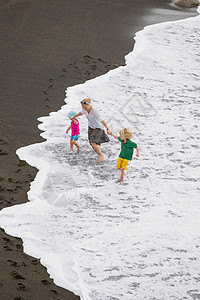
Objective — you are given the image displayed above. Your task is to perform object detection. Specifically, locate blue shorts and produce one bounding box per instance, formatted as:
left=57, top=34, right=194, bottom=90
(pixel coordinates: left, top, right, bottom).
left=70, top=134, right=80, bottom=141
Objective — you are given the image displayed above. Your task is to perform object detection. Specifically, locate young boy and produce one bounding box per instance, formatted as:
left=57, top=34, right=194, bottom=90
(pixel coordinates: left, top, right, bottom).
left=66, top=111, right=80, bottom=151
left=108, top=128, right=139, bottom=182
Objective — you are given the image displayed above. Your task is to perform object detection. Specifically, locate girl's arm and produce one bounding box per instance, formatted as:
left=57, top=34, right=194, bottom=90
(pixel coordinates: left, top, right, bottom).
left=70, top=111, right=83, bottom=120
left=66, top=125, right=71, bottom=134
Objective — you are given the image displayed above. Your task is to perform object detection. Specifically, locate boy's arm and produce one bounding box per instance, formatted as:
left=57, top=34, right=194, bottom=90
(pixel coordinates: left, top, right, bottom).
left=136, top=147, right=139, bottom=157
left=72, top=119, right=78, bottom=125
left=107, top=131, right=118, bottom=140
left=66, top=125, right=71, bottom=133
left=70, top=111, right=82, bottom=120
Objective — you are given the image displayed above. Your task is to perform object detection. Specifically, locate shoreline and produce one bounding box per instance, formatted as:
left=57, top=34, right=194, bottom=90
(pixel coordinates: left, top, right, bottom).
left=0, top=0, right=197, bottom=299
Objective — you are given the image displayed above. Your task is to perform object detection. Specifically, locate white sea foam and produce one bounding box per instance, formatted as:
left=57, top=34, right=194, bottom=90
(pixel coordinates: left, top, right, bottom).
left=1, top=10, right=200, bottom=300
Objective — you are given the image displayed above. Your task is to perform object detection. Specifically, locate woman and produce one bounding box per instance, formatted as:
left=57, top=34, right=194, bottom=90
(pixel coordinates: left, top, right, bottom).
left=70, top=98, right=110, bottom=163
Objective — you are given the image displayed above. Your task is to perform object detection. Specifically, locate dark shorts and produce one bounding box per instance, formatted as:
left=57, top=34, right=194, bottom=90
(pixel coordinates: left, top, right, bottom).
left=88, top=127, right=110, bottom=145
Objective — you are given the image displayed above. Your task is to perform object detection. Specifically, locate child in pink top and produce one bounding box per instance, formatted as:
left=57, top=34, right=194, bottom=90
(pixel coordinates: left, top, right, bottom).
left=66, top=111, right=80, bottom=151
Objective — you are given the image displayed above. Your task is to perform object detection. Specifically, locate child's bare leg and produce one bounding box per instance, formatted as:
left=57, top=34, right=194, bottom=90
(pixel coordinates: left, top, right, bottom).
left=73, top=140, right=80, bottom=151
left=70, top=140, right=73, bottom=150
left=90, top=143, right=103, bottom=163
left=120, top=167, right=125, bottom=182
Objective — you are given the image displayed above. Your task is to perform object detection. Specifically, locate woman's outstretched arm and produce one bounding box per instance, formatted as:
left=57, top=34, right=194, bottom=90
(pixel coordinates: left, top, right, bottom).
left=70, top=111, right=83, bottom=120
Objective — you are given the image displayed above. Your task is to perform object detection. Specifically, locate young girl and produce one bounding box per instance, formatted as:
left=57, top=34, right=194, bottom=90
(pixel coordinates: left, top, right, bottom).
left=108, top=128, right=139, bottom=182
left=66, top=111, right=80, bottom=151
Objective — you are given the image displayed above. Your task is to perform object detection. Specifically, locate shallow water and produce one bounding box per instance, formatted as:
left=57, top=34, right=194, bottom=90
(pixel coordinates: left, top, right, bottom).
left=0, top=9, right=200, bottom=300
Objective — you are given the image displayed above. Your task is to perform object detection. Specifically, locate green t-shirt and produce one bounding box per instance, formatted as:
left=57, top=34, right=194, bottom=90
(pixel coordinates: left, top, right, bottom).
left=118, top=137, right=137, bottom=161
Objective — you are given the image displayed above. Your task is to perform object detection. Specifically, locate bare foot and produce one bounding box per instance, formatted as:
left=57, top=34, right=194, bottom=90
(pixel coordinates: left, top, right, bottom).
left=98, top=154, right=103, bottom=163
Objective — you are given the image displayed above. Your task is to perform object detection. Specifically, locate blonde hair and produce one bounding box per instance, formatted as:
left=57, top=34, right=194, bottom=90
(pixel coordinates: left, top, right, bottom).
left=119, top=128, right=133, bottom=139
left=81, top=98, right=92, bottom=105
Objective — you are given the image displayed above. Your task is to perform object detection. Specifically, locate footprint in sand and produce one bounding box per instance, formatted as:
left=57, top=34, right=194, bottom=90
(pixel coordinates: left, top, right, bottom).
left=15, top=244, right=22, bottom=250
left=7, top=260, right=18, bottom=267
left=41, top=279, right=51, bottom=285
left=17, top=160, right=26, bottom=167
left=10, top=271, right=26, bottom=280
left=17, top=283, right=26, bottom=291
left=0, top=150, right=8, bottom=155
left=0, top=138, right=7, bottom=145
left=51, top=289, right=59, bottom=295
left=31, top=259, right=38, bottom=265
left=3, top=237, right=10, bottom=242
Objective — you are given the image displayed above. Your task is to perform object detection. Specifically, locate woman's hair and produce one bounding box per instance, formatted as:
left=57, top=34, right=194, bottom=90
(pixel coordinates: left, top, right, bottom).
left=119, top=128, right=133, bottom=139
left=81, top=98, right=92, bottom=105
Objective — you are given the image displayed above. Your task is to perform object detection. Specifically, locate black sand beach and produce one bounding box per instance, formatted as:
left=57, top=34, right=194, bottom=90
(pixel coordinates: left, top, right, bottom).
left=0, top=0, right=197, bottom=299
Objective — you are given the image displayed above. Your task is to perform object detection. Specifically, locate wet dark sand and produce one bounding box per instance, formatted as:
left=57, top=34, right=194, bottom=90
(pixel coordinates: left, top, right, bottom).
left=0, top=0, right=197, bottom=299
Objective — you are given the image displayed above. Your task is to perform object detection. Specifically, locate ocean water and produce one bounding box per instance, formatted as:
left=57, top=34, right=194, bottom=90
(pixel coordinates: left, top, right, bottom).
left=0, top=8, right=200, bottom=300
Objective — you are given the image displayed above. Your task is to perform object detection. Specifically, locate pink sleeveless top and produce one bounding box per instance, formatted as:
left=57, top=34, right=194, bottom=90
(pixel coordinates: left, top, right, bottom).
left=71, top=120, right=80, bottom=136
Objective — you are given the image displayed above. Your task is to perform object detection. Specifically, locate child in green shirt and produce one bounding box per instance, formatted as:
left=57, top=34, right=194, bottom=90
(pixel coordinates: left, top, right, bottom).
left=108, top=128, right=139, bottom=182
